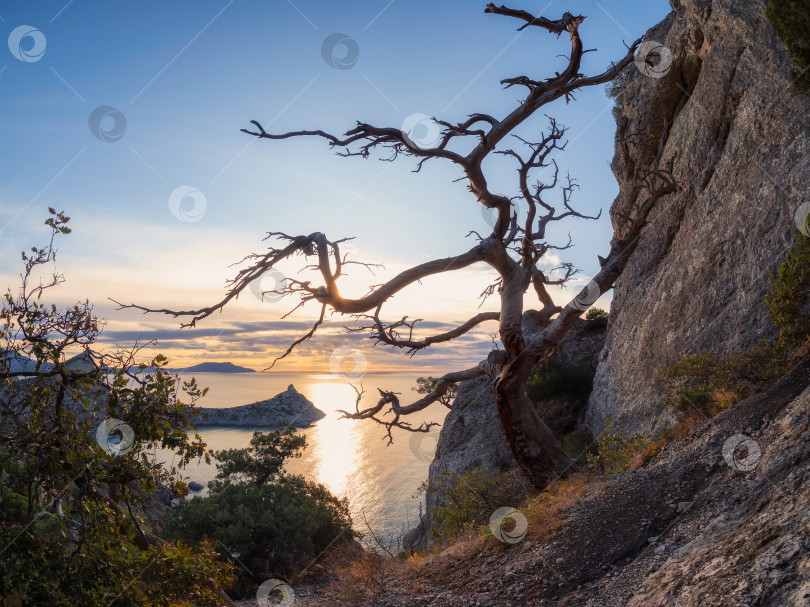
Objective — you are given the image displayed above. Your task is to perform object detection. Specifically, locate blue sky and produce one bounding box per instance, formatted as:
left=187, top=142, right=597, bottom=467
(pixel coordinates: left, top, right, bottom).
left=0, top=0, right=671, bottom=373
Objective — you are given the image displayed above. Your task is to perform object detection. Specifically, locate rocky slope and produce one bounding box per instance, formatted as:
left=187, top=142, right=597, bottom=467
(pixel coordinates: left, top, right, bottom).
left=586, top=0, right=810, bottom=437
left=405, top=322, right=607, bottom=550
left=287, top=353, right=810, bottom=607
left=196, top=384, right=325, bottom=428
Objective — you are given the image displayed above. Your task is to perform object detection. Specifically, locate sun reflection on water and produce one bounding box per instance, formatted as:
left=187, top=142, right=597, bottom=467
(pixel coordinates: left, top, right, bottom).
left=299, top=381, right=362, bottom=498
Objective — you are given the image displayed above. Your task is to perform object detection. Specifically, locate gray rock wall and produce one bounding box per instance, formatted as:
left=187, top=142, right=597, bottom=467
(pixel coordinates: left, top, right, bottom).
left=587, top=0, right=810, bottom=436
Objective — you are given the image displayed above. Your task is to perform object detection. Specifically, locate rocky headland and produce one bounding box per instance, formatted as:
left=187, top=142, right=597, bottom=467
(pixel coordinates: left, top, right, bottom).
left=196, top=384, right=325, bottom=428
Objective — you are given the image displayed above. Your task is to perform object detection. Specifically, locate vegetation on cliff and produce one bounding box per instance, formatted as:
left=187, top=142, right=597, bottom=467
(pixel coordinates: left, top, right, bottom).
left=766, top=0, right=810, bottom=94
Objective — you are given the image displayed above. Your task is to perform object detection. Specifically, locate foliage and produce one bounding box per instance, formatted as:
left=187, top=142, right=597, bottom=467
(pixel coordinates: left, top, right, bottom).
left=527, top=360, right=594, bottom=434
left=0, top=210, right=233, bottom=606
left=605, top=64, right=634, bottom=120
left=414, top=376, right=458, bottom=407
left=587, top=419, right=649, bottom=474
left=766, top=228, right=810, bottom=347
left=766, top=0, right=810, bottom=94
left=527, top=360, right=593, bottom=407
left=585, top=307, right=609, bottom=328
left=561, top=431, right=591, bottom=465
left=420, top=468, right=531, bottom=544
left=164, top=429, right=356, bottom=598
left=212, top=426, right=307, bottom=486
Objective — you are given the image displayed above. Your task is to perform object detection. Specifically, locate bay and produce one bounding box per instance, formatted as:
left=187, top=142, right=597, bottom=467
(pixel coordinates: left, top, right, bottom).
left=159, top=371, right=445, bottom=549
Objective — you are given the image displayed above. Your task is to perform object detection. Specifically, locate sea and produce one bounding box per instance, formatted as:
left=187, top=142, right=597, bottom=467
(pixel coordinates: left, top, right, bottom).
left=156, top=371, right=447, bottom=550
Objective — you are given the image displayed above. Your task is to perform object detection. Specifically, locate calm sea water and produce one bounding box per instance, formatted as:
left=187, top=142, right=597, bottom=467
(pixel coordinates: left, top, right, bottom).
left=159, top=371, right=446, bottom=549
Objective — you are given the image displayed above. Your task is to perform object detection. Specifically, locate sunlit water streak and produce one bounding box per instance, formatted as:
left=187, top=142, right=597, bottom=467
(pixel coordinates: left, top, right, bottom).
left=157, top=372, right=445, bottom=549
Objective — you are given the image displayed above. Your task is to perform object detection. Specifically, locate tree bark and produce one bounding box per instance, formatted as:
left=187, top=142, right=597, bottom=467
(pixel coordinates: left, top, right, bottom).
left=495, top=360, right=573, bottom=489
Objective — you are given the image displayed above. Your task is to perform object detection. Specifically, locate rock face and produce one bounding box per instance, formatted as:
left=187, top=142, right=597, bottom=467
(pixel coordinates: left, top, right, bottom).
left=404, top=375, right=515, bottom=550
left=587, top=0, right=810, bottom=436
left=405, top=325, right=606, bottom=550
left=196, top=384, right=325, bottom=428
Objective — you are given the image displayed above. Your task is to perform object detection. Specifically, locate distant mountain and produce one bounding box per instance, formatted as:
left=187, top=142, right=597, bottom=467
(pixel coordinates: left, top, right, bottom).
left=171, top=362, right=256, bottom=373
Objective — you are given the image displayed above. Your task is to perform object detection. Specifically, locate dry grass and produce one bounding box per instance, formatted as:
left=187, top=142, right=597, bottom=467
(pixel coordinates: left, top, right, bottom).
left=328, top=552, right=397, bottom=605
left=523, top=474, right=593, bottom=543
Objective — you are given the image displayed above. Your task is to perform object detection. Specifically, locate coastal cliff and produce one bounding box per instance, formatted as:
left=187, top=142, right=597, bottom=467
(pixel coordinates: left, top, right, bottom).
left=586, top=0, right=810, bottom=436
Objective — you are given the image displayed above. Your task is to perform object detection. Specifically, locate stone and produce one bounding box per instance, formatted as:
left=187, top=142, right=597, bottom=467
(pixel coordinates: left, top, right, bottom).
left=196, top=384, right=325, bottom=428
left=585, top=0, right=810, bottom=437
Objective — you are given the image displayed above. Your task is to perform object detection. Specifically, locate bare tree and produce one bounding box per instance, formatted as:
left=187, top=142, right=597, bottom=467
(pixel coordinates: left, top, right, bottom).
left=116, top=5, right=675, bottom=489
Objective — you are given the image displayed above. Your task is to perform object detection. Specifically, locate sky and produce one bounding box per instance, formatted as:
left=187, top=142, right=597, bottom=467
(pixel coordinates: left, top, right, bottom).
left=0, top=0, right=671, bottom=375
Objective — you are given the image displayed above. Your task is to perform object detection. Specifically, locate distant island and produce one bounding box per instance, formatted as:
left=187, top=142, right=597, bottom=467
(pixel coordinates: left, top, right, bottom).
left=170, top=362, right=256, bottom=373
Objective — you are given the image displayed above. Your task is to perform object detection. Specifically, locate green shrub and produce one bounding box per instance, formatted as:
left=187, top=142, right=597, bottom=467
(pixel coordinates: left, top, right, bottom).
left=527, top=360, right=593, bottom=408
left=164, top=428, right=356, bottom=598
left=766, top=0, right=810, bottom=94
left=588, top=419, right=648, bottom=474
left=527, top=360, right=594, bottom=434
left=421, top=468, right=531, bottom=544
left=584, top=307, right=609, bottom=329
left=766, top=228, right=810, bottom=347
left=605, top=65, right=634, bottom=120
left=561, top=431, right=590, bottom=465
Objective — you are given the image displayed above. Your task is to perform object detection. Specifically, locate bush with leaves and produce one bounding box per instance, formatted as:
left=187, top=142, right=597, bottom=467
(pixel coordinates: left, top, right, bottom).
left=0, top=210, right=234, bottom=606
left=419, top=467, right=531, bottom=544
left=587, top=419, right=649, bottom=474
left=164, top=427, right=356, bottom=599
left=766, top=0, right=810, bottom=94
